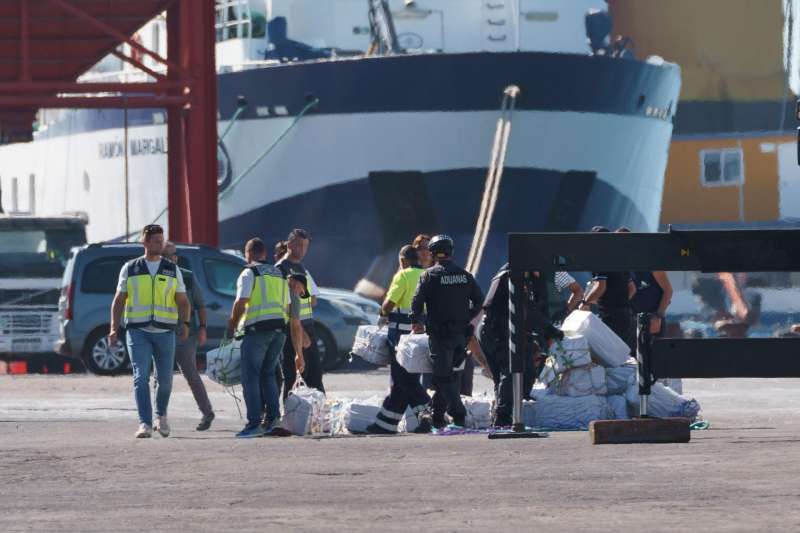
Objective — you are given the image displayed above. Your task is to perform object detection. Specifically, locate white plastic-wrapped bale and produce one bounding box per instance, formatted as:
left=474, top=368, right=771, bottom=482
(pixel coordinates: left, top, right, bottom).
left=605, top=359, right=638, bottom=394
left=398, top=407, right=420, bottom=433
left=549, top=336, right=592, bottom=373
left=531, top=395, right=614, bottom=430
left=561, top=310, right=630, bottom=367
left=342, top=400, right=383, bottom=434
left=522, top=399, right=537, bottom=428
left=660, top=378, right=683, bottom=394
left=531, top=381, right=550, bottom=401
left=464, top=396, right=493, bottom=429
left=551, top=364, right=608, bottom=397
left=538, top=337, right=592, bottom=387
left=205, top=339, right=243, bottom=386
left=351, top=325, right=391, bottom=366
left=607, top=394, right=629, bottom=420
left=396, top=333, right=433, bottom=374
left=625, top=382, right=701, bottom=421
left=282, top=384, right=326, bottom=435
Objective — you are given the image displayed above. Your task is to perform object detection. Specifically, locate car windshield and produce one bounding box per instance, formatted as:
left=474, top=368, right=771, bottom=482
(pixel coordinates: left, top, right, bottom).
left=0, top=225, right=87, bottom=278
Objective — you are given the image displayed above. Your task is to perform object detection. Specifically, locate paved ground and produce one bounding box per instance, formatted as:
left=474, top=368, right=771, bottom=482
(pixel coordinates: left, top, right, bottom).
left=2, top=371, right=800, bottom=532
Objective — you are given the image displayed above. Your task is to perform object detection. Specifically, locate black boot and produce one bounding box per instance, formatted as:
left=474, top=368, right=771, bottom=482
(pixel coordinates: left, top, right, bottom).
left=432, top=415, right=448, bottom=430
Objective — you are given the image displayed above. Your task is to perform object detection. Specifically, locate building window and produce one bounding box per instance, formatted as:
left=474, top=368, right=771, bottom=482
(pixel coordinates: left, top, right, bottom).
left=215, top=0, right=252, bottom=43
left=700, top=148, right=744, bottom=187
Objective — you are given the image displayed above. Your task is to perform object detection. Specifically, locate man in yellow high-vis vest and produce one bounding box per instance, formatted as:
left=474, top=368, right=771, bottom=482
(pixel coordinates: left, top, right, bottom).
left=227, top=238, right=304, bottom=438
left=110, top=224, right=190, bottom=439
left=276, top=228, right=325, bottom=399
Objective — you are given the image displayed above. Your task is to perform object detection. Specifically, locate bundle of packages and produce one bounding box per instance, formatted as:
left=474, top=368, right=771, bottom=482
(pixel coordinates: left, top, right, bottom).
left=282, top=381, right=326, bottom=435
left=538, top=336, right=592, bottom=386
left=529, top=394, right=614, bottom=430
left=340, top=396, right=383, bottom=434
left=605, top=359, right=638, bottom=394
left=625, top=381, right=701, bottom=421
left=398, top=407, right=420, bottom=433
left=351, top=325, right=391, bottom=366
left=560, top=310, right=630, bottom=367
left=522, top=399, right=537, bottom=428
left=396, top=333, right=433, bottom=373
left=606, top=395, right=629, bottom=420
left=550, top=364, right=608, bottom=397
left=660, top=378, right=683, bottom=394
left=205, top=338, right=242, bottom=386
left=464, top=395, right=493, bottom=429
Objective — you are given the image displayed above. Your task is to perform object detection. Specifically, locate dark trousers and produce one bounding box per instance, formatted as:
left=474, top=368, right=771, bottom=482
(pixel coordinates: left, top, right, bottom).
left=482, top=325, right=537, bottom=426
left=599, top=307, right=635, bottom=355
left=279, top=321, right=325, bottom=400
left=374, top=328, right=431, bottom=431
left=428, top=331, right=467, bottom=424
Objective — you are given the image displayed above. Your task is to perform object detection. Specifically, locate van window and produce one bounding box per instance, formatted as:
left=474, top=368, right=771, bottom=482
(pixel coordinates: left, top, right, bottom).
left=82, top=256, right=135, bottom=294
left=203, top=258, right=243, bottom=297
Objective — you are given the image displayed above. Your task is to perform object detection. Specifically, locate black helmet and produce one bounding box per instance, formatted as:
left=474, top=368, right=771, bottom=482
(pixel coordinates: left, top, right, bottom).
left=428, top=234, right=454, bottom=256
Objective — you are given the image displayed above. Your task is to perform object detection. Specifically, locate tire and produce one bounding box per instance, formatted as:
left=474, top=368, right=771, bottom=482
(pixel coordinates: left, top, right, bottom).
left=82, top=327, right=129, bottom=375
left=314, top=323, right=343, bottom=371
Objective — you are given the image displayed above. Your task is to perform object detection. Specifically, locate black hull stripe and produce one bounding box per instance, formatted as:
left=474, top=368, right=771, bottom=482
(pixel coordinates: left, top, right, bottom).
left=673, top=100, right=796, bottom=136
left=219, top=167, right=649, bottom=290
left=33, top=51, right=678, bottom=140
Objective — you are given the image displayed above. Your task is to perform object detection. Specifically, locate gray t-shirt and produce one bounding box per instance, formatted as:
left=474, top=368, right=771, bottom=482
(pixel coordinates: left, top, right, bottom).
left=117, top=257, right=185, bottom=333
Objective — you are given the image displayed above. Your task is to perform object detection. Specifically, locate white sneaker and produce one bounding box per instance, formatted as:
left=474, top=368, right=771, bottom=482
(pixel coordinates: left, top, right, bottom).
left=154, top=416, right=170, bottom=437
left=135, top=423, right=152, bottom=438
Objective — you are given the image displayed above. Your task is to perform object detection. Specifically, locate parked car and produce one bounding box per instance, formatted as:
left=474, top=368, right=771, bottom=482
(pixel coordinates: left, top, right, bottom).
left=57, top=243, right=376, bottom=374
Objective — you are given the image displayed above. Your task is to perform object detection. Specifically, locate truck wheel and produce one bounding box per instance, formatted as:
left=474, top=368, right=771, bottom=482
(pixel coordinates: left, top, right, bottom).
left=314, top=323, right=343, bottom=371
left=82, top=328, right=129, bottom=375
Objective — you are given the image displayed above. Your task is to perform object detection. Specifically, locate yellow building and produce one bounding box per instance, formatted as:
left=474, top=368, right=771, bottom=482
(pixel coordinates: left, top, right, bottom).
left=610, top=0, right=800, bottom=223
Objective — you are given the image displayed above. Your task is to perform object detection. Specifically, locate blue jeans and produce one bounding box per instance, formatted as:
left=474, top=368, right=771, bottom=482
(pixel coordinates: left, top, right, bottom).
left=241, top=329, right=286, bottom=426
left=126, top=328, right=176, bottom=426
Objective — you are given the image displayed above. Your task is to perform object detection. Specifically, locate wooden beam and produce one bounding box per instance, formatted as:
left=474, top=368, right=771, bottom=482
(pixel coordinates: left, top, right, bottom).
left=590, top=418, right=691, bottom=445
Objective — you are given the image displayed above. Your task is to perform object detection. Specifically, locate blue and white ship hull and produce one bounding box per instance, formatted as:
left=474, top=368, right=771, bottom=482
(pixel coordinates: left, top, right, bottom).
left=0, top=51, right=680, bottom=288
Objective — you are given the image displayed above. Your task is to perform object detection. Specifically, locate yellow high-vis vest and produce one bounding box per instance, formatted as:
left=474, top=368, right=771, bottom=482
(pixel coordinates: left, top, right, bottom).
left=296, top=270, right=316, bottom=322
left=242, top=263, right=289, bottom=331
left=124, top=258, right=180, bottom=330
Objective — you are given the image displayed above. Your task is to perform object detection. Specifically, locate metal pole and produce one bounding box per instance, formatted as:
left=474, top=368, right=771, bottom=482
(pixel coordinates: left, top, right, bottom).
left=509, top=269, right=526, bottom=432
left=123, top=98, right=130, bottom=241
left=636, top=312, right=654, bottom=417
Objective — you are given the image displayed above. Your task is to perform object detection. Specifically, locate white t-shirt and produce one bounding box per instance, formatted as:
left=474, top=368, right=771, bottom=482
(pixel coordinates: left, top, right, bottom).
left=306, top=270, right=320, bottom=297
left=117, top=257, right=186, bottom=333
left=236, top=267, right=255, bottom=300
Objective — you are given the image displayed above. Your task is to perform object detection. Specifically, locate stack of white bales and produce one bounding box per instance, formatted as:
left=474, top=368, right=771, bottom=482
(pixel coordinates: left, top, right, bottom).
left=526, top=311, right=701, bottom=430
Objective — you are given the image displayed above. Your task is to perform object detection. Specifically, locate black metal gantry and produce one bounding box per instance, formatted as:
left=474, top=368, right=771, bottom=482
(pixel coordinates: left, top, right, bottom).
left=507, top=228, right=800, bottom=431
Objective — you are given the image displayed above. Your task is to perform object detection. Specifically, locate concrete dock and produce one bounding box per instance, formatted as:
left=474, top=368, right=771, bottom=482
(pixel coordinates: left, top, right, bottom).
left=2, top=371, right=800, bottom=531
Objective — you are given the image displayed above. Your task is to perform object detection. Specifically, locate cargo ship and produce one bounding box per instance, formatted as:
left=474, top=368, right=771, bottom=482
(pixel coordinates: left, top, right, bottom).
left=0, top=0, right=681, bottom=290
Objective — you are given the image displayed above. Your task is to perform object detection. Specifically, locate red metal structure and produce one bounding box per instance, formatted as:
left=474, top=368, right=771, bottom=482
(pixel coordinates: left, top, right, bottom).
left=0, top=0, right=218, bottom=245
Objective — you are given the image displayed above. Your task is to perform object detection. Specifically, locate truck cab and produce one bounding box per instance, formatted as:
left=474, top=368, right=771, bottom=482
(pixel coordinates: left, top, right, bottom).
left=0, top=216, right=87, bottom=369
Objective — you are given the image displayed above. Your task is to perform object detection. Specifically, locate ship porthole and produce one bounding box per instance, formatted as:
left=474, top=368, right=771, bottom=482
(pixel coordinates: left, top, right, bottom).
left=217, top=140, right=232, bottom=192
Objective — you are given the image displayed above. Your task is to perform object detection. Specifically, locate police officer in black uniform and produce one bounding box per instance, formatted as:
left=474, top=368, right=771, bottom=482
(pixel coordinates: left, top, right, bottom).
left=480, top=264, right=564, bottom=427
left=411, top=235, right=483, bottom=428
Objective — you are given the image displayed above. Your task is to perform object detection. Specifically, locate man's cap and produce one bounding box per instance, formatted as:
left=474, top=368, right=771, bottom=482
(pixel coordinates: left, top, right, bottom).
left=399, top=244, right=418, bottom=263
left=288, top=269, right=310, bottom=298
left=591, top=225, right=610, bottom=233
